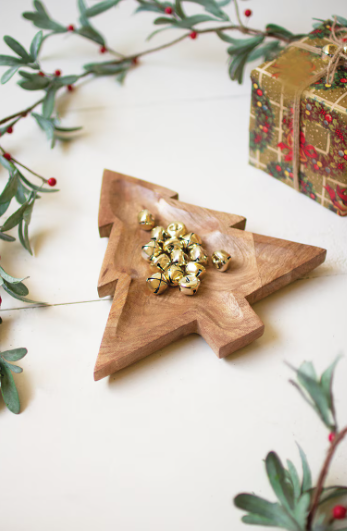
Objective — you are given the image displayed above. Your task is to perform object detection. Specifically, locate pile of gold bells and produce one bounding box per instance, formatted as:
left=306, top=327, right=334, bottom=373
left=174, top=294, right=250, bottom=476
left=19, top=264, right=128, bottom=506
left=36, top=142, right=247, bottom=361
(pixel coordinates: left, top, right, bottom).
left=138, top=209, right=231, bottom=296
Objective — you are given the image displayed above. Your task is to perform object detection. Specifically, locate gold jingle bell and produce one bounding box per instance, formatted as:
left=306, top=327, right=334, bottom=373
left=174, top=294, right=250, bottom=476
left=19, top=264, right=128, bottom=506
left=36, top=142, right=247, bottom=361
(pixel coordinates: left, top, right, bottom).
left=167, top=221, right=186, bottom=239
left=146, top=272, right=169, bottom=295
left=180, top=232, right=202, bottom=250
left=166, top=265, right=184, bottom=287
left=151, top=225, right=167, bottom=243
left=185, top=261, right=206, bottom=279
left=163, top=237, right=184, bottom=253
left=171, top=249, right=188, bottom=267
left=211, top=250, right=231, bottom=272
left=322, top=43, right=338, bottom=60
left=178, top=274, right=200, bottom=296
left=138, top=209, right=155, bottom=231
left=141, top=240, right=162, bottom=262
left=189, top=244, right=208, bottom=266
left=152, top=253, right=171, bottom=272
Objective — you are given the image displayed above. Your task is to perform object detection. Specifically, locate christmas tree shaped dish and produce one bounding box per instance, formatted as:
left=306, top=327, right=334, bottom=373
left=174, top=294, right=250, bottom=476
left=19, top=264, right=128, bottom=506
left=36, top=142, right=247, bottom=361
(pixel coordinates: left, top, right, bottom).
left=95, top=170, right=326, bottom=381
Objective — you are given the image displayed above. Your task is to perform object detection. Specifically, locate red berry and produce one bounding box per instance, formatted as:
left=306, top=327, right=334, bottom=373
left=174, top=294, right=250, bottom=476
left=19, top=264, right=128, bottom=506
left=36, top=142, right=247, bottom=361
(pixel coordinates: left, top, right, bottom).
left=132, top=57, right=139, bottom=65
left=343, top=38, right=347, bottom=42
left=244, top=9, right=252, bottom=17
left=333, top=505, right=347, bottom=520
left=325, top=114, right=332, bottom=123
left=100, top=46, right=107, bottom=54
left=276, top=165, right=281, bottom=172
left=190, top=31, right=197, bottom=39
left=38, top=71, right=45, bottom=76
left=0, top=295, right=2, bottom=306
left=7, top=126, right=13, bottom=134
left=263, top=126, right=268, bottom=133
left=22, top=112, right=27, bottom=118
left=3, top=153, right=11, bottom=161
left=289, top=172, right=293, bottom=178
left=344, top=155, right=347, bottom=161
left=314, top=164, right=319, bottom=170
left=67, top=24, right=74, bottom=31
left=67, top=85, right=74, bottom=92
left=48, top=177, right=57, bottom=187
left=257, top=89, right=263, bottom=96
left=310, top=193, right=315, bottom=199
left=55, top=70, right=61, bottom=77
left=329, top=432, right=336, bottom=442
left=164, top=6, right=173, bottom=14
left=341, top=78, right=347, bottom=83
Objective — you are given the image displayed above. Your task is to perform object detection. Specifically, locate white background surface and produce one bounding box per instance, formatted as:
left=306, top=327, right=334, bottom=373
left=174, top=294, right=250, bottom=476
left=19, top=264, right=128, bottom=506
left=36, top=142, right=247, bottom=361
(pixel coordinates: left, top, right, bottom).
left=0, top=1, right=347, bottom=530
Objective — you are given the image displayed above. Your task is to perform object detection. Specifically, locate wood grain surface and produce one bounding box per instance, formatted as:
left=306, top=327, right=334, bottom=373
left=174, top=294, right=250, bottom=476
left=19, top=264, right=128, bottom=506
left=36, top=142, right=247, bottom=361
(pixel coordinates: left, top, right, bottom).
left=95, top=170, right=326, bottom=381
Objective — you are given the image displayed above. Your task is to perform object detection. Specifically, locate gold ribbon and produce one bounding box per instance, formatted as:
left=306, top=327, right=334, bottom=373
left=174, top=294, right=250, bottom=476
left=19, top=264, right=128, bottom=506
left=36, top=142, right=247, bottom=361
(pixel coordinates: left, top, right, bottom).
left=285, top=20, right=347, bottom=191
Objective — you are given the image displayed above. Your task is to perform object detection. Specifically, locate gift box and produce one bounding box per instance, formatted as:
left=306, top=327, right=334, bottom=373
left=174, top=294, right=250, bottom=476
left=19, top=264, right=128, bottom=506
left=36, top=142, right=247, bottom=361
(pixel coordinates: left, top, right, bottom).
left=249, top=20, right=347, bottom=216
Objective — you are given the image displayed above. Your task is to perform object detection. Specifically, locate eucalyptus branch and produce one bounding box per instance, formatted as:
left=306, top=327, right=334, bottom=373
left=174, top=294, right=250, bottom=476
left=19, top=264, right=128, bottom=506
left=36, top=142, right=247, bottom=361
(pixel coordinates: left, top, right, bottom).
left=307, top=426, right=347, bottom=530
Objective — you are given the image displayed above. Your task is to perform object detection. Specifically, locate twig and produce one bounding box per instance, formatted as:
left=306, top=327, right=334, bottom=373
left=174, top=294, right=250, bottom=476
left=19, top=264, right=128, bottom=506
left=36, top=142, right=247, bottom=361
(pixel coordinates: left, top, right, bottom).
left=233, top=0, right=245, bottom=32
left=0, top=97, right=44, bottom=126
left=307, top=426, right=347, bottom=530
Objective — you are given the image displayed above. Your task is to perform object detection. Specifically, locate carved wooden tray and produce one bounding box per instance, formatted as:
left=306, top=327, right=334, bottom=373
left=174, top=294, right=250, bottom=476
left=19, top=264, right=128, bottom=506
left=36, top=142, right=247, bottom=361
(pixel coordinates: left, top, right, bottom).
left=95, top=170, right=326, bottom=381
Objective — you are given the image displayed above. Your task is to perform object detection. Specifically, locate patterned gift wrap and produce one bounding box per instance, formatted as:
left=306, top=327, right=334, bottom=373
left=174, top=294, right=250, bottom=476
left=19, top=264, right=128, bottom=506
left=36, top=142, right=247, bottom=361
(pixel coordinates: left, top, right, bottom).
left=249, top=20, right=347, bottom=216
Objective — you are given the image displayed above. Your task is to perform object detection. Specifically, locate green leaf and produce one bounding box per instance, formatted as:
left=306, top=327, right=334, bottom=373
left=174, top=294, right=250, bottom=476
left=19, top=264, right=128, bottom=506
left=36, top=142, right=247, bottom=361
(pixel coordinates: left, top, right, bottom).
left=0, top=265, right=25, bottom=284
left=15, top=177, right=30, bottom=204
left=22, top=12, right=67, bottom=33
left=174, top=0, right=186, bottom=19
left=0, top=54, right=25, bottom=67
left=0, top=361, right=20, bottom=414
left=184, top=0, right=229, bottom=20
left=234, top=494, right=299, bottom=530
left=287, top=460, right=301, bottom=502
left=247, top=41, right=282, bottom=63
left=76, top=25, right=105, bottom=46
left=0, top=200, right=11, bottom=216
left=266, top=452, right=294, bottom=511
left=32, top=112, right=55, bottom=145
left=229, top=51, right=249, bottom=84
left=1, top=66, right=19, bottom=84
left=0, top=202, right=27, bottom=232
left=17, top=76, right=50, bottom=90
left=2, top=283, right=43, bottom=304
left=85, top=0, right=122, bottom=17
left=333, top=15, right=347, bottom=26
left=266, top=24, right=294, bottom=39
left=154, top=13, right=218, bottom=27
left=296, top=364, right=334, bottom=429
left=3, top=279, right=29, bottom=296
left=241, top=513, right=278, bottom=526
left=30, top=31, right=43, bottom=60
left=42, top=87, right=57, bottom=118
left=34, top=0, right=48, bottom=15
left=0, top=231, right=15, bottom=242
left=1, top=348, right=27, bottom=361
left=0, top=172, right=18, bottom=204
left=4, top=36, right=32, bottom=63
left=293, top=492, right=310, bottom=529
left=297, top=444, right=312, bottom=493
left=83, top=60, right=131, bottom=75
left=320, top=356, right=341, bottom=409
left=2, top=361, right=23, bottom=374
left=55, top=75, right=79, bottom=86
left=54, top=125, right=82, bottom=133
left=227, top=35, right=264, bottom=56
left=0, top=155, right=14, bottom=172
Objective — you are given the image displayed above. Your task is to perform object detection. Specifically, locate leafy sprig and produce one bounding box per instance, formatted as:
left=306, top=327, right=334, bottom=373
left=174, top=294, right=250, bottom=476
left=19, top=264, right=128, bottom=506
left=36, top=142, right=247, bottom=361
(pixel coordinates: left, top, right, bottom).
left=234, top=359, right=347, bottom=531
left=0, top=348, right=27, bottom=414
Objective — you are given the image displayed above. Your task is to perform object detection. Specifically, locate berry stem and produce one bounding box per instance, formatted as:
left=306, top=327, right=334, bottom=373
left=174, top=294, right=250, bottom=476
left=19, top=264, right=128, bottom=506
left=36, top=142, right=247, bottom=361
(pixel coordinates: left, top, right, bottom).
left=307, top=426, right=347, bottom=530
left=0, top=97, right=45, bottom=126
left=0, top=146, right=47, bottom=183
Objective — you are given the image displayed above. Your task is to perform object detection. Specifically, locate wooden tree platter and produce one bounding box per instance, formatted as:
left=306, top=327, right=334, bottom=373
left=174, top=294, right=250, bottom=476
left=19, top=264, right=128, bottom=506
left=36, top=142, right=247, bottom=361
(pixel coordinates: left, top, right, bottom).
left=95, top=170, right=326, bottom=381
